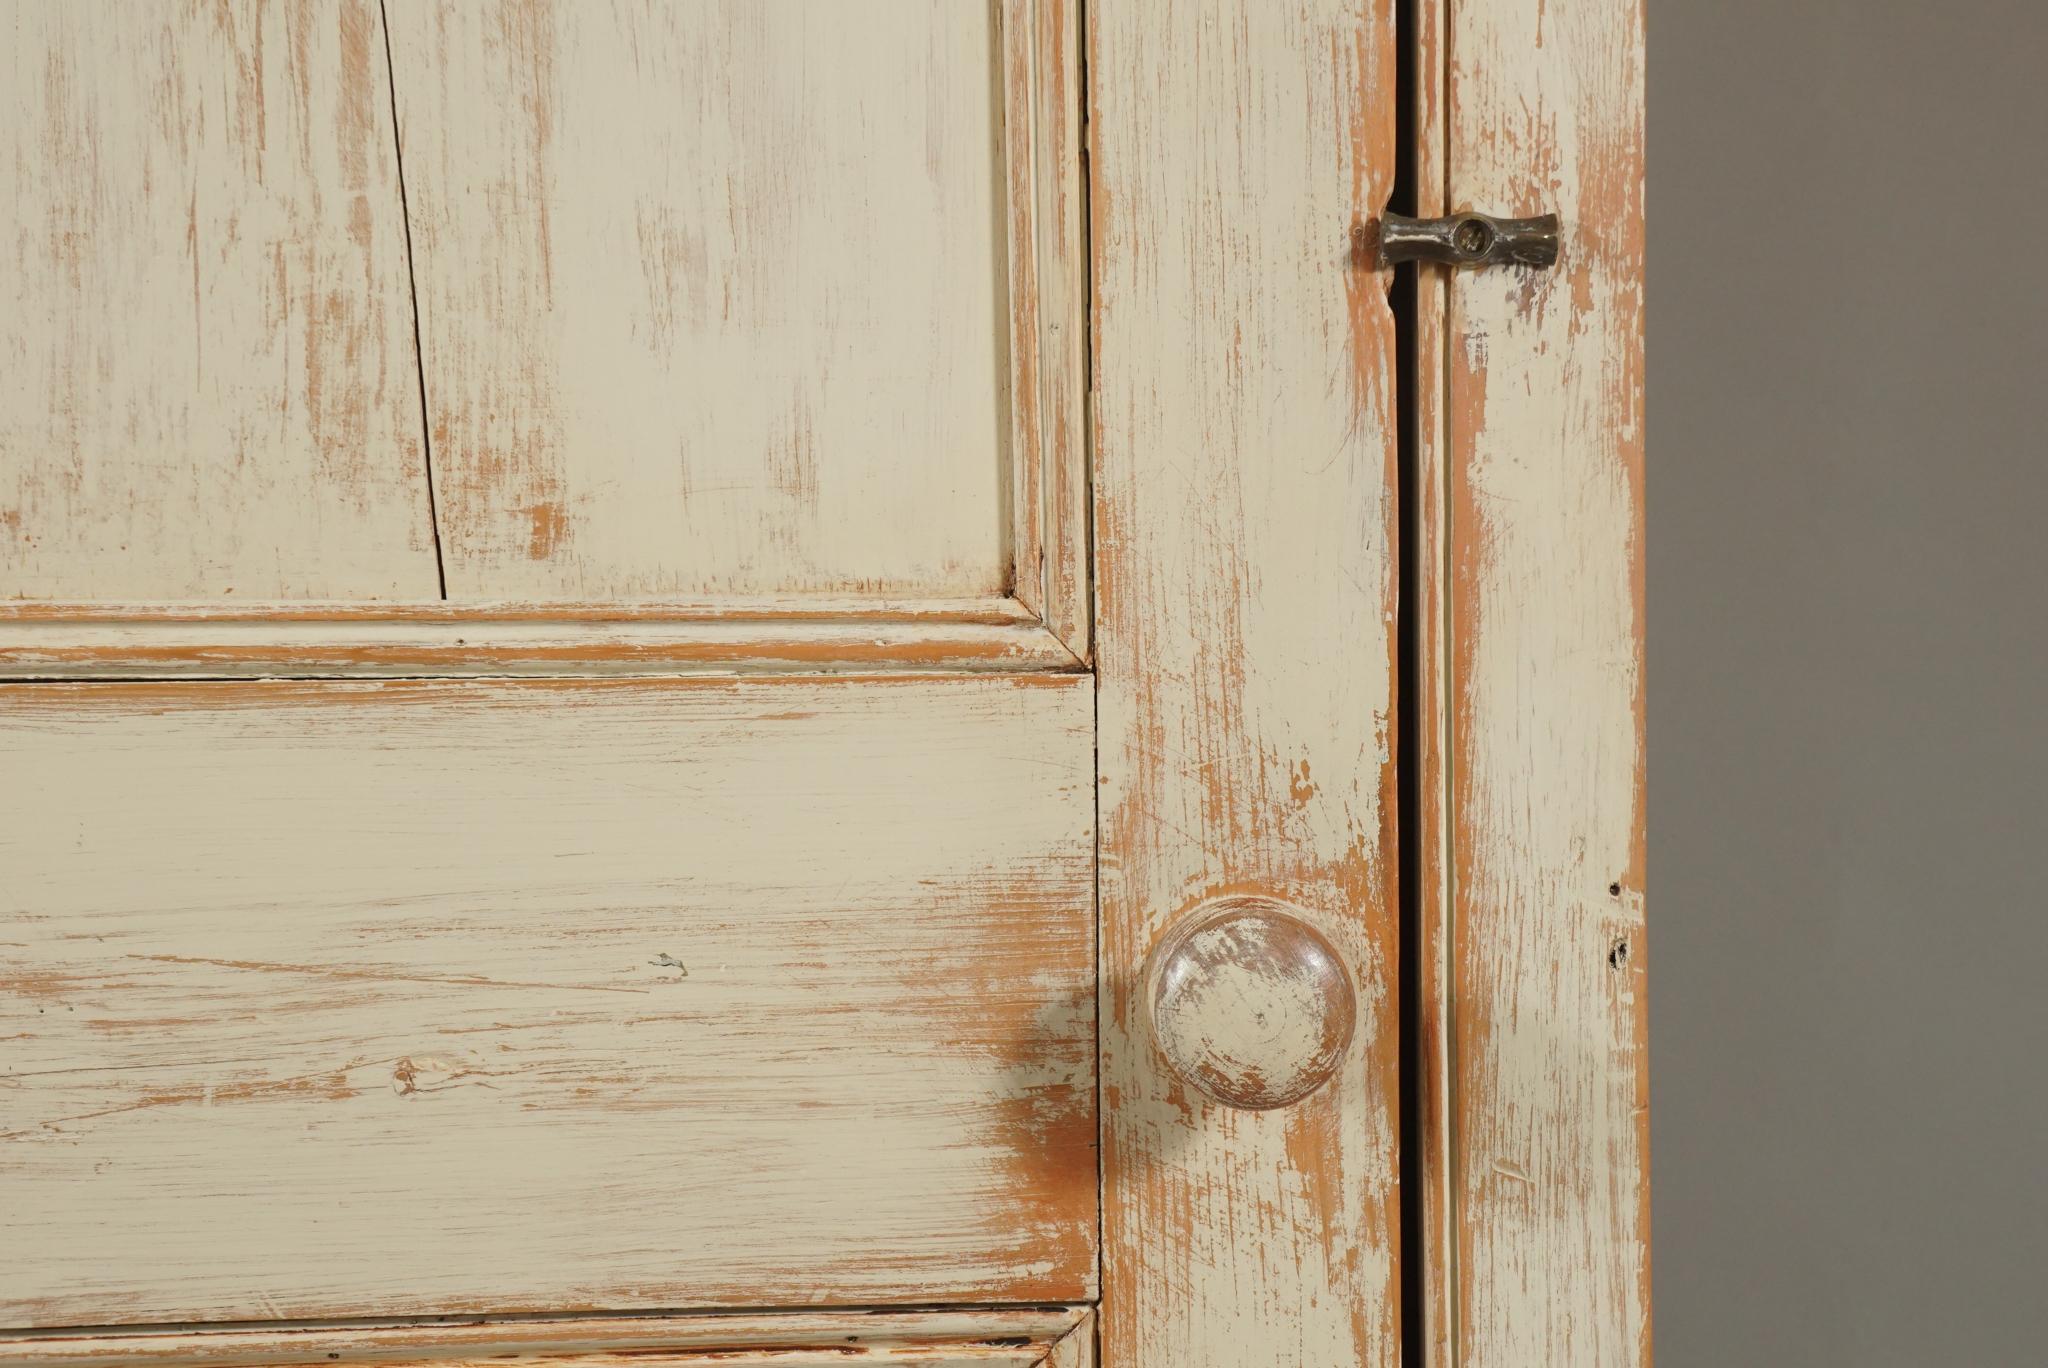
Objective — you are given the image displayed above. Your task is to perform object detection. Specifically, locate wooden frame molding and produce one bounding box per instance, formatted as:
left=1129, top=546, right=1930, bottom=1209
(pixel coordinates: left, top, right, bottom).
left=1415, top=0, right=1649, bottom=1363
left=0, top=597, right=1082, bottom=679
left=0, top=1310, right=1095, bottom=1368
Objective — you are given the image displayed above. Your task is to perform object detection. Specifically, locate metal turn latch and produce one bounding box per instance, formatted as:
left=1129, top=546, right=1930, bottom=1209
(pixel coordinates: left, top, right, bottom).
left=1377, top=210, right=1561, bottom=269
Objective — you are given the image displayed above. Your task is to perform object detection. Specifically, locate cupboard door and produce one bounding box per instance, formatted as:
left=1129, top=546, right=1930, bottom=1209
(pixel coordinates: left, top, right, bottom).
left=0, top=0, right=1647, bottom=1360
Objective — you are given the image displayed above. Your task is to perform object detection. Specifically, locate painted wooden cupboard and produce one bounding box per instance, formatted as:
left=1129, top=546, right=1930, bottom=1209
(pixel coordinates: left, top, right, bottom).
left=0, top=2, right=1644, bottom=1364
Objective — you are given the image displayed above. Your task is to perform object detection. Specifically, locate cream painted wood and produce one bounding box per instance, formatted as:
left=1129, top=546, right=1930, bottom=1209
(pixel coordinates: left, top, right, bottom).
left=0, top=677, right=1096, bottom=1325
left=1090, top=0, right=1403, bottom=1362
left=387, top=0, right=1013, bottom=602
left=0, top=1309, right=1092, bottom=1368
left=0, top=0, right=439, bottom=600
left=1418, top=0, right=1651, bottom=1363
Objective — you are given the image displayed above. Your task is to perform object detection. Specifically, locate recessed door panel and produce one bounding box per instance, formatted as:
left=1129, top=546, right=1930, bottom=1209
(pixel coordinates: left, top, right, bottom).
left=0, top=677, right=1096, bottom=1324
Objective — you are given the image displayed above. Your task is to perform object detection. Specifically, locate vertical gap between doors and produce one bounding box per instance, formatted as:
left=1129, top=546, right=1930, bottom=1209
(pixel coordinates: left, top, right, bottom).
left=1392, top=0, right=1425, bottom=1360
left=378, top=0, right=449, bottom=600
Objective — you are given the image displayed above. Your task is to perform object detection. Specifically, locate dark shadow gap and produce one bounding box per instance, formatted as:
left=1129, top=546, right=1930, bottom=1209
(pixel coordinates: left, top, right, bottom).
left=1391, top=0, right=1425, bottom=1361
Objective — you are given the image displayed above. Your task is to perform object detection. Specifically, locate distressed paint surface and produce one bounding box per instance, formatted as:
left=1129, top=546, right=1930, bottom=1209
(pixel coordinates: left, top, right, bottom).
left=0, top=677, right=1097, bottom=1325
left=385, top=0, right=1013, bottom=601
left=0, top=0, right=439, bottom=600
left=1090, top=1, right=1403, bottom=1362
left=1438, top=0, right=1650, bottom=1361
left=0, top=1309, right=1092, bottom=1368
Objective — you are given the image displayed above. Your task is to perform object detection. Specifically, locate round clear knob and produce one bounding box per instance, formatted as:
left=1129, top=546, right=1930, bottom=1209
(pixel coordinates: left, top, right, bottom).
left=1145, top=896, right=1358, bottom=1110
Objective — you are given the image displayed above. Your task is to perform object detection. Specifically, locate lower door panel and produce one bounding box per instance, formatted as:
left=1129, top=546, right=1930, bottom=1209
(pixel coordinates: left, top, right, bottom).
left=0, top=677, right=1096, bottom=1324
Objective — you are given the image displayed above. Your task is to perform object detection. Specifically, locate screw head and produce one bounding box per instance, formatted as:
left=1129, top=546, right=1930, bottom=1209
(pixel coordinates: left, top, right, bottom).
left=1453, top=217, right=1495, bottom=258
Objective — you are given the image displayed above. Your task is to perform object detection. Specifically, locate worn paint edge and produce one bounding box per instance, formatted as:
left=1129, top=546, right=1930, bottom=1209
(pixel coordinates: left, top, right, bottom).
left=0, top=615, right=1085, bottom=678
left=0, top=1308, right=1091, bottom=1368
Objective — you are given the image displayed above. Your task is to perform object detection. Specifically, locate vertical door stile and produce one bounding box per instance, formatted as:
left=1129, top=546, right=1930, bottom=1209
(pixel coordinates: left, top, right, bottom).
left=1092, top=1, right=1404, bottom=1362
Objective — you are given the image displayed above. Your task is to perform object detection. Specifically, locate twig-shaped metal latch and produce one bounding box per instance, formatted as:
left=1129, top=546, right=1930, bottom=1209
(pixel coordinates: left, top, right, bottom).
left=1377, top=211, right=1561, bottom=269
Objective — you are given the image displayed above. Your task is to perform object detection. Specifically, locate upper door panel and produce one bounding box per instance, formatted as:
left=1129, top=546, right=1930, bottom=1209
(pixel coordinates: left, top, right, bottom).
left=2, top=0, right=1086, bottom=621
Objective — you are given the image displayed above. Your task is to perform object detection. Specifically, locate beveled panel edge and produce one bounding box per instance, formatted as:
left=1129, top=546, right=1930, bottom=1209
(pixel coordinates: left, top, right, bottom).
left=999, top=0, right=1091, bottom=663
left=0, top=1308, right=1090, bottom=1368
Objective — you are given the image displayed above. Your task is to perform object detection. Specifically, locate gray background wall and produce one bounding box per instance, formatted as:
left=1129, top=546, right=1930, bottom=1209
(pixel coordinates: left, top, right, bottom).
left=1651, top=0, right=2048, bottom=1361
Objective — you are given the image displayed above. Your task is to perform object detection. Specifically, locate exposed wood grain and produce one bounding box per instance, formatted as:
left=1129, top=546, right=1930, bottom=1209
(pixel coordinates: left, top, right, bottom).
left=0, top=0, right=439, bottom=600
left=0, top=677, right=1097, bottom=1325
left=999, top=0, right=1091, bottom=660
left=1435, top=0, right=1649, bottom=1361
left=385, top=1, right=1021, bottom=602
left=0, top=1308, right=1091, bottom=1368
left=1090, top=0, right=1403, bottom=1361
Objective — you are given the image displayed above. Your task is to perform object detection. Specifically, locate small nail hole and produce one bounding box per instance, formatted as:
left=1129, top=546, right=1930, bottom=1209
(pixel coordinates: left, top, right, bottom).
left=1608, top=882, right=1622, bottom=897
left=1608, top=939, right=1630, bottom=970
